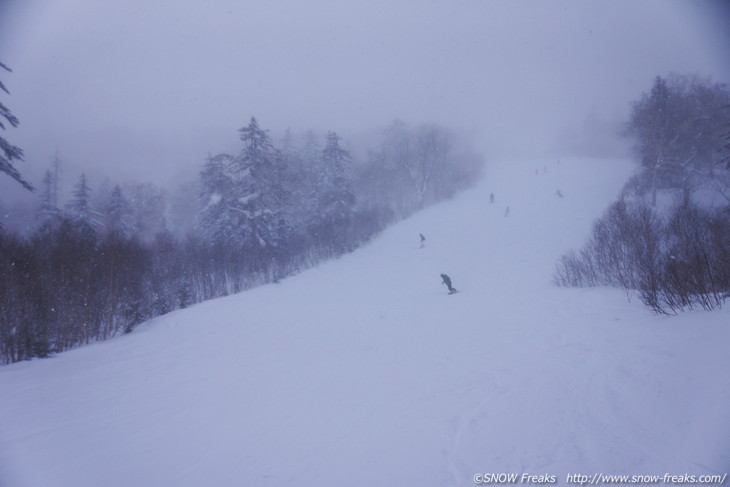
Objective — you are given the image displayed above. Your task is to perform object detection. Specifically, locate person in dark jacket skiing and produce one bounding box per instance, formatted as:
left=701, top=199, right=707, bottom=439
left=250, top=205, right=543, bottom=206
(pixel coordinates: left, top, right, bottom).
left=440, top=273, right=457, bottom=294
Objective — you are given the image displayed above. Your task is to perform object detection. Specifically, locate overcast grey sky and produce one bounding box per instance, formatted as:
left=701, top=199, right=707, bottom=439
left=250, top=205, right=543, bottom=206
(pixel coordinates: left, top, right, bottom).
left=1, top=0, right=729, bottom=198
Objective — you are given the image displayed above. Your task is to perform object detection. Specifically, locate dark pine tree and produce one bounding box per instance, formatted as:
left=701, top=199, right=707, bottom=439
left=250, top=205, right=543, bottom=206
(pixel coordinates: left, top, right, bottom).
left=0, top=61, right=33, bottom=191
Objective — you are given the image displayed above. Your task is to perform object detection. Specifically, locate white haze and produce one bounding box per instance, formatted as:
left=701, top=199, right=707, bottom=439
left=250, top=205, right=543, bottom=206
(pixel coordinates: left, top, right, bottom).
left=0, top=0, right=729, bottom=200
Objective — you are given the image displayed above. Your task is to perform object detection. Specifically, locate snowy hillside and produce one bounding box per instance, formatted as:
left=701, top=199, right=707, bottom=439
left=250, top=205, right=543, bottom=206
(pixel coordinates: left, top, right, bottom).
left=1, top=158, right=729, bottom=487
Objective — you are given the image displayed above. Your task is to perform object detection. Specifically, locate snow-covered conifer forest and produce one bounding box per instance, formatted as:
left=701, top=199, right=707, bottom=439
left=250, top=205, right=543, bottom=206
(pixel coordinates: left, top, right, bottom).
left=0, top=117, right=482, bottom=363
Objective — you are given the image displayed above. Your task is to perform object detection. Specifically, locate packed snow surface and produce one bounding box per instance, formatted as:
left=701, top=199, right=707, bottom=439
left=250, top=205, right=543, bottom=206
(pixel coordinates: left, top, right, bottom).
left=1, top=158, right=729, bottom=487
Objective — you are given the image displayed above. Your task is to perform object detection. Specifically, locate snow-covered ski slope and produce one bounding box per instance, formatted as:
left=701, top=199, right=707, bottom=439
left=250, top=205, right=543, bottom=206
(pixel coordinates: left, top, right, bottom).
left=1, top=158, right=729, bottom=487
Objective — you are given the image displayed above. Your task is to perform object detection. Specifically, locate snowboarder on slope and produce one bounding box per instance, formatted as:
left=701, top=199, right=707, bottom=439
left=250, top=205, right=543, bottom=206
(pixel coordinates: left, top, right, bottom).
left=441, top=273, right=457, bottom=294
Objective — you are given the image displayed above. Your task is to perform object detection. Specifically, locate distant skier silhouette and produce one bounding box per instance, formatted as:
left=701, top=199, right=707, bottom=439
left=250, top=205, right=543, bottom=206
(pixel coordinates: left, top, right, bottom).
left=490, top=192, right=495, bottom=204
left=441, top=273, right=457, bottom=294
left=419, top=233, right=426, bottom=249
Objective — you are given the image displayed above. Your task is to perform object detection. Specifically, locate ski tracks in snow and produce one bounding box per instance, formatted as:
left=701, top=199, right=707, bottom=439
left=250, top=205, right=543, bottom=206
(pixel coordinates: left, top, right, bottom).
left=446, top=370, right=509, bottom=486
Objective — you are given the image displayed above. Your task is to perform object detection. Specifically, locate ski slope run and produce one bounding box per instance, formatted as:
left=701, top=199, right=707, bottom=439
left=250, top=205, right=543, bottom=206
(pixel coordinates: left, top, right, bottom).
left=1, top=158, right=729, bottom=487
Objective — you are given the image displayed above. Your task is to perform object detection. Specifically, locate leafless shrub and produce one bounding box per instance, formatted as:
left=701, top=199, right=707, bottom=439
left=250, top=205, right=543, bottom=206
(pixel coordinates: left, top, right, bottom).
left=555, top=196, right=729, bottom=314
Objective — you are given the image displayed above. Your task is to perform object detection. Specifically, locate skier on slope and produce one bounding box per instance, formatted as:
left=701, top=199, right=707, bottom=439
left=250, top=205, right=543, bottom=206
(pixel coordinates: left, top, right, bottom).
left=440, top=273, right=457, bottom=294
left=419, top=233, right=426, bottom=248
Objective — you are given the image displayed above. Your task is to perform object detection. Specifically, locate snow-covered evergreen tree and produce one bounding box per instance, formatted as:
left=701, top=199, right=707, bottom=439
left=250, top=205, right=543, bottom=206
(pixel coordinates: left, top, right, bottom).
left=274, top=133, right=305, bottom=237
left=104, top=185, right=133, bottom=236
left=297, top=130, right=324, bottom=220
left=300, top=130, right=321, bottom=166
left=279, top=127, right=295, bottom=157
left=310, top=131, right=355, bottom=252
left=35, top=153, right=64, bottom=227
left=199, top=152, right=239, bottom=245
left=50, top=151, right=61, bottom=208
left=319, top=132, right=355, bottom=220
left=237, top=117, right=289, bottom=251
left=66, top=173, right=104, bottom=229
left=200, top=118, right=289, bottom=256
left=36, top=170, right=62, bottom=225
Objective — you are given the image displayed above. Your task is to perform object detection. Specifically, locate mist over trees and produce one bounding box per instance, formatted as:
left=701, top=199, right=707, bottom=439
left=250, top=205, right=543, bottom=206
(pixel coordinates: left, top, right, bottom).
left=556, top=74, right=730, bottom=313
left=357, top=120, right=483, bottom=219
left=0, top=117, right=483, bottom=364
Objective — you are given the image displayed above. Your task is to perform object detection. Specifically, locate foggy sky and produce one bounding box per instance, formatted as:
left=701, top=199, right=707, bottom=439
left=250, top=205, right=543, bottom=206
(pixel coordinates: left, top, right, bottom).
left=1, top=0, right=729, bottom=201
